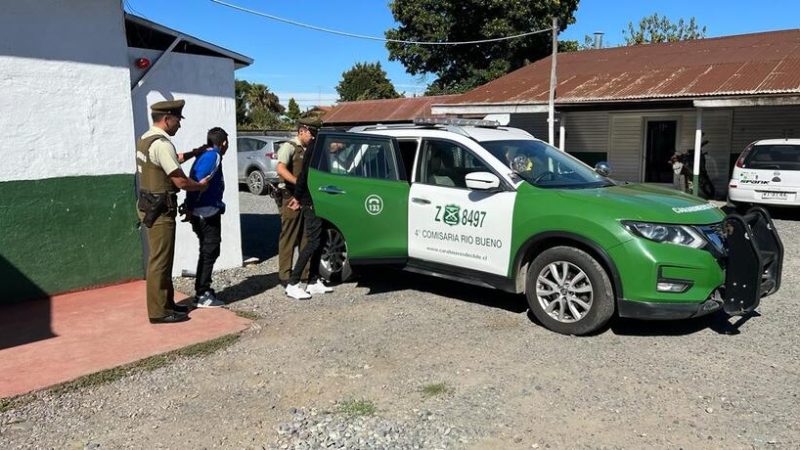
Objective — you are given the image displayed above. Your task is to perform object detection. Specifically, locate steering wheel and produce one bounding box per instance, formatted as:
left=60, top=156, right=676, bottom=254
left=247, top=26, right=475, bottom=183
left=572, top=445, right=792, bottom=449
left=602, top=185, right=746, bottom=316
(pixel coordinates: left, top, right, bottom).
left=531, top=170, right=556, bottom=184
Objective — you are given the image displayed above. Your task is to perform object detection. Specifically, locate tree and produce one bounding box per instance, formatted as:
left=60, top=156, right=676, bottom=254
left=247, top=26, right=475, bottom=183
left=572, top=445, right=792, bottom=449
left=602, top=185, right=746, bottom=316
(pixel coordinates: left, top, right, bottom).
left=234, top=79, right=288, bottom=130
left=336, top=62, right=400, bottom=102
left=286, top=98, right=301, bottom=122
left=385, top=0, right=579, bottom=95
left=623, top=13, right=706, bottom=45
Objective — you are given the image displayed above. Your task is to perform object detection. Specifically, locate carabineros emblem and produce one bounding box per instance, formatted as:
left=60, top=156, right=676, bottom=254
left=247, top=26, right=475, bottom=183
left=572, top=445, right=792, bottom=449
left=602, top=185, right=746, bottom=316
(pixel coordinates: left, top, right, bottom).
left=443, top=204, right=460, bottom=226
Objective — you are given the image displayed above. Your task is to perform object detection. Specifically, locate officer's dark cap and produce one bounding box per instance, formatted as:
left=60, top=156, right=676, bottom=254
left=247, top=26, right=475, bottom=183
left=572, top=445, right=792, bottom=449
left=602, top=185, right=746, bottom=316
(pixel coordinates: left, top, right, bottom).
left=150, top=99, right=186, bottom=119
left=297, top=117, right=322, bottom=130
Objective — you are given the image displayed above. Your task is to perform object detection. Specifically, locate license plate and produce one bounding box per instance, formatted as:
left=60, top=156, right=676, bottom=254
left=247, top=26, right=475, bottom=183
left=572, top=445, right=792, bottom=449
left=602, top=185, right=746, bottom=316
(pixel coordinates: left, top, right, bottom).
left=761, top=191, right=790, bottom=200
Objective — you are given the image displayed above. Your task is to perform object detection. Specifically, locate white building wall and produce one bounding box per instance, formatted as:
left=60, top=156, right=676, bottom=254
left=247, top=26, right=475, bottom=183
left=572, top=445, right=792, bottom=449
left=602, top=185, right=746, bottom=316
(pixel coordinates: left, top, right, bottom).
left=561, top=111, right=610, bottom=154
left=130, top=48, right=243, bottom=276
left=0, top=0, right=135, bottom=181
left=678, top=109, right=733, bottom=196
left=607, top=114, right=644, bottom=182
left=731, top=105, right=800, bottom=152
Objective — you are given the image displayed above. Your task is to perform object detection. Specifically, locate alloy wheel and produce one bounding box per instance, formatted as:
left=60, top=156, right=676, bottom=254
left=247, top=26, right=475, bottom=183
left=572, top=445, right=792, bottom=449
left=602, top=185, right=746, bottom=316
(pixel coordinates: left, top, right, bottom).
left=535, top=261, right=594, bottom=323
left=320, top=228, right=347, bottom=275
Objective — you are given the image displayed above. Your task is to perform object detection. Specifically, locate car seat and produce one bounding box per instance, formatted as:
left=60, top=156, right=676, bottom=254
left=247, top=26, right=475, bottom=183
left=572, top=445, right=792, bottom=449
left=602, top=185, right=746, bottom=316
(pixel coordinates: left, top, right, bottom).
left=427, top=148, right=455, bottom=186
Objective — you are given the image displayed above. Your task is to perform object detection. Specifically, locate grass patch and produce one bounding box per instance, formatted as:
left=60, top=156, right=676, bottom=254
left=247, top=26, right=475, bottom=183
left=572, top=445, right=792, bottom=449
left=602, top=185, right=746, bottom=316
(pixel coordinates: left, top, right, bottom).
left=48, top=333, right=240, bottom=396
left=233, top=309, right=262, bottom=321
left=421, top=382, right=451, bottom=398
left=337, top=399, right=377, bottom=417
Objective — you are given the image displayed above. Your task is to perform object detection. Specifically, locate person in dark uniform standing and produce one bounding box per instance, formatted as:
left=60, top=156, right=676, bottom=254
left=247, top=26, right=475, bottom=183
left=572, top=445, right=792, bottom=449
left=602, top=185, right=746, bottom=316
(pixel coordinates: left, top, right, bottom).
left=285, top=119, right=334, bottom=300
left=136, top=99, right=210, bottom=324
left=275, top=117, right=318, bottom=287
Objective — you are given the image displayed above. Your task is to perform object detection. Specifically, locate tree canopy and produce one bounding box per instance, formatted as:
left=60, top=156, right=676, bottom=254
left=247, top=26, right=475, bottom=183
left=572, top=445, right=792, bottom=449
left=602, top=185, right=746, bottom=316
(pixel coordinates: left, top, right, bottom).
left=385, top=0, right=579, bottom=95
left=623, top=13, right=706, bottom=45
left=235, top=80, right=287, bottom=130
left=286, top=98, right=301, bottom=122
left=336, top=62, right=400, bottom=102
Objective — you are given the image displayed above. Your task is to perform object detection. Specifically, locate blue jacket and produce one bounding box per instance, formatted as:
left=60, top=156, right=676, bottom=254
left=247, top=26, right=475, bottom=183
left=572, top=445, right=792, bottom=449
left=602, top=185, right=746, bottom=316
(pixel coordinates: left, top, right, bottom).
left=186, top=148, right=225, bottom=213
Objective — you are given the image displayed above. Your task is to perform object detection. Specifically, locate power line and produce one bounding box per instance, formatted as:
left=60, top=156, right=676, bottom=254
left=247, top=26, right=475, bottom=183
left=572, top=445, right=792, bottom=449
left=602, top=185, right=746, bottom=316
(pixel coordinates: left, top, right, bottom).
left=210, top=0, right=553, bottom=45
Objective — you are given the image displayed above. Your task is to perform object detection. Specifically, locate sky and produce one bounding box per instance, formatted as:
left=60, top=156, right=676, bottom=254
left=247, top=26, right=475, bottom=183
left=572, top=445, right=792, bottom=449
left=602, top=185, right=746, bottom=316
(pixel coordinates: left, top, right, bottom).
left=124, top=0, right=800, bottom=110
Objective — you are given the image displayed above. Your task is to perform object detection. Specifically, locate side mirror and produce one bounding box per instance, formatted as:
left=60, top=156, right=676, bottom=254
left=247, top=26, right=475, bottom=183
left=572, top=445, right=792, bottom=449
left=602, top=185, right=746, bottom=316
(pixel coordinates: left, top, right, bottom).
left=594, top=161, right=611, bottom=177
left=465, top=172, right=501, bottom=191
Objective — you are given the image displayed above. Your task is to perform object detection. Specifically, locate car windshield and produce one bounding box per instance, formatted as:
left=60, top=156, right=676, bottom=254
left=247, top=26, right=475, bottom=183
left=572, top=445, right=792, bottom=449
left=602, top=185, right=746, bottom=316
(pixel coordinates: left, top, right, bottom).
left=742, top=144, right=800, bottom=171
left=481, top=139, right=612, bottom=188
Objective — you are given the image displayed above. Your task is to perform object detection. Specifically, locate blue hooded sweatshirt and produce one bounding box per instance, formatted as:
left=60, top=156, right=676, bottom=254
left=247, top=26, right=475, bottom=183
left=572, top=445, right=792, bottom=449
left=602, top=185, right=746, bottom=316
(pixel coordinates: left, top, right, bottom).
left=186, top=148, right=225, bottom=216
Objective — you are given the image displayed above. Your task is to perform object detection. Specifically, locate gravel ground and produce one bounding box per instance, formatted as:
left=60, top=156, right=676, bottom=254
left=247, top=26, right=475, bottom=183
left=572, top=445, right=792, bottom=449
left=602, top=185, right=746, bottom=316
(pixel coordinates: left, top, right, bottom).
left=1, top=190, right=799, bottom=449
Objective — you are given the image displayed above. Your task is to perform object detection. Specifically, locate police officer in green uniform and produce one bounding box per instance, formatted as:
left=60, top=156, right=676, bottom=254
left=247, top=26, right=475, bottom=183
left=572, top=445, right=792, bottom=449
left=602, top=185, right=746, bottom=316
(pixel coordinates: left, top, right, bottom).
left=275, top=117, right=321, bottom=285
left=136, top=99, right=210, bottom=324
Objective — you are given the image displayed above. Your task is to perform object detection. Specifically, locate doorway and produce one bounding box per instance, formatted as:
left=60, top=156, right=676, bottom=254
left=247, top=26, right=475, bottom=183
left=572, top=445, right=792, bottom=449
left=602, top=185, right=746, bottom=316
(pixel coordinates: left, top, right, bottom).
left=644, top=120, right=677, bottom=183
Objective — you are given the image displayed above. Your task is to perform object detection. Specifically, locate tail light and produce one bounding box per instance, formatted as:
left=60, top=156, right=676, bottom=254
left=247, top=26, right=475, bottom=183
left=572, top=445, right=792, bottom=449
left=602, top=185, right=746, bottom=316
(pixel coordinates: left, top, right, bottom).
left=735, top=143, right=755, bottom=168
left=266, top=151, right=277, bottom=160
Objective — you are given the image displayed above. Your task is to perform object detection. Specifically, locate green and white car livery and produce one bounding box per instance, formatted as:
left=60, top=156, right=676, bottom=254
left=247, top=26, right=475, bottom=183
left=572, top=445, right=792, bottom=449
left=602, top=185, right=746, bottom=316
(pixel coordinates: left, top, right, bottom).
left=308, top=118, right=783, bottom=335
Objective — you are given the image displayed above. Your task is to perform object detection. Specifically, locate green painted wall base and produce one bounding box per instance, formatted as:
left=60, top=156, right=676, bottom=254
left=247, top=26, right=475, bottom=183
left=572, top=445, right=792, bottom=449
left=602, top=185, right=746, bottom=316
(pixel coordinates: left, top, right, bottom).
left=0, top=174, right=143, bottom=304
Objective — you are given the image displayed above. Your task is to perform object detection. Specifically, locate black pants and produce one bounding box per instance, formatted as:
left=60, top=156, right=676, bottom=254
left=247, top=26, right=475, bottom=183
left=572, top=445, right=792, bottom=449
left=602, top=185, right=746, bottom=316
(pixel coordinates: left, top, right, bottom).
left=190, top=213, right=222, bottom=295
left=289, top=206, right=322, bottom=285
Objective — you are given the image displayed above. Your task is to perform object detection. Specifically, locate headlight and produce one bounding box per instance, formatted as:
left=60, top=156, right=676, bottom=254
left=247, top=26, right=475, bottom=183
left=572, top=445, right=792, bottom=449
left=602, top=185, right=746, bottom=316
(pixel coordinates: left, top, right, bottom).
left=622, top=221, right=705, bottom=249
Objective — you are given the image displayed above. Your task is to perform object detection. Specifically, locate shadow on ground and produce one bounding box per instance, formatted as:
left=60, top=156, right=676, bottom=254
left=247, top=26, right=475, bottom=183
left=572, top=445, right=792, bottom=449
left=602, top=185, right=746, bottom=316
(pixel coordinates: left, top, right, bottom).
left=217, top=272, right=281, bottom=305
left=610, top=311, right=761, bottom=336
left=240, top=213, right=280, bottom=261
left=720, top=204, right=800, bottom=221
left=347, top=267, right=756, bottom=337
left=352, top=266, right=529, bottom=314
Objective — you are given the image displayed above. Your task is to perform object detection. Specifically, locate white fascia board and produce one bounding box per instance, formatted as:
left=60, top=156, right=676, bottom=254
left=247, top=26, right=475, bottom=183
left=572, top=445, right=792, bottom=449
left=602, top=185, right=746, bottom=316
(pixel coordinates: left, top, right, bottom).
left=431, top=104, right=550, bottom=114
left=694, top=96, right=800, bottom=108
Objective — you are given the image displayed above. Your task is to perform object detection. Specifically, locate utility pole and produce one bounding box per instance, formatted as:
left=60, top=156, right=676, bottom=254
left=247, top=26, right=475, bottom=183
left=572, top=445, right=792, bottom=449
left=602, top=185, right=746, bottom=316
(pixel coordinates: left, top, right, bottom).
left=548, top=17, right=559, bottom=147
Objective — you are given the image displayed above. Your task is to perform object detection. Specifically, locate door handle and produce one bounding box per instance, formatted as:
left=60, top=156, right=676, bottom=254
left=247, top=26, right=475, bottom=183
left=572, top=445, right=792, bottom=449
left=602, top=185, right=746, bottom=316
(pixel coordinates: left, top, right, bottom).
left=411, top=197, right=430, bottom=205
left=318, top=185, right=346, bottom=195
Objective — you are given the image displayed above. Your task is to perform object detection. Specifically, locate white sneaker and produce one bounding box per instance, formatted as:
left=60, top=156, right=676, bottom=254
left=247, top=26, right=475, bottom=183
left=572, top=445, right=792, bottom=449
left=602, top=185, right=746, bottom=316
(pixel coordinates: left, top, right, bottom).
left=285, top=283, right=312, bottom=300
left=195, top=291, right=225, bottom=308
left=306, top=279, right=333, bottom=295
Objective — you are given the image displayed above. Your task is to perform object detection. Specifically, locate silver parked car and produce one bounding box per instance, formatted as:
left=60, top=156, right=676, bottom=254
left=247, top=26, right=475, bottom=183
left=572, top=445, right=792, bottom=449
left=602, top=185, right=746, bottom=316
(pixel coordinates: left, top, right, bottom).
left=237, top=135, right=289, bottom=195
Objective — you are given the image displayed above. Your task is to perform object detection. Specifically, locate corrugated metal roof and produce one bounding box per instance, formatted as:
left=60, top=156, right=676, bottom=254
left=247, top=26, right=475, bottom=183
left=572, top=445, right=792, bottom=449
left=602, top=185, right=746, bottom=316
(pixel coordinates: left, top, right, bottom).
left=322, top=95, right=458, bottom=125
left=443, top=29, right=800, bottom=106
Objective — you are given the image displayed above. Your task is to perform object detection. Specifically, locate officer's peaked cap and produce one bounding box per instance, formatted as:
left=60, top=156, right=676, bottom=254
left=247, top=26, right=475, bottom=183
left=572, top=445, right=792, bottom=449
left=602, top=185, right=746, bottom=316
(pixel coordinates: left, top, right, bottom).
left=150, top=99, right=186, bottom=119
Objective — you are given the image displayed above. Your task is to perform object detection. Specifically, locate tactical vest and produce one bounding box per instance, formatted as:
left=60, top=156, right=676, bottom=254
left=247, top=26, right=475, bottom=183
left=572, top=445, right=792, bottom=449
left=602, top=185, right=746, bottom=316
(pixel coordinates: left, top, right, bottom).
left=281, top=141, right=305, bottom=196
left=136, top=134, right=178, bottom=194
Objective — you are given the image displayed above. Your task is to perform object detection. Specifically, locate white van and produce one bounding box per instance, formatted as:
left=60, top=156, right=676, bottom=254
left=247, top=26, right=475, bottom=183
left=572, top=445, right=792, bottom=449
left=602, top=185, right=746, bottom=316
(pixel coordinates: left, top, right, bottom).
left=729, top=139, right=800, bottom=207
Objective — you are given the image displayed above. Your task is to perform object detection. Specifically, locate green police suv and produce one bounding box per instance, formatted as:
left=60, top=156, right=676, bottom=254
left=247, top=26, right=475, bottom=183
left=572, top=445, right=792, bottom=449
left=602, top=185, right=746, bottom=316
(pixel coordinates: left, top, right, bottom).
left=307, top=118, right=783, bottom=335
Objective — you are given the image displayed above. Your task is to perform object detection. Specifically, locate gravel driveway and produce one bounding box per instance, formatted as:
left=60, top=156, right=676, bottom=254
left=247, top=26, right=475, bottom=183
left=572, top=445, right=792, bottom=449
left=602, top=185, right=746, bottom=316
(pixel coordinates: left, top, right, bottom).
left=1, top=191, right=798, bottom=449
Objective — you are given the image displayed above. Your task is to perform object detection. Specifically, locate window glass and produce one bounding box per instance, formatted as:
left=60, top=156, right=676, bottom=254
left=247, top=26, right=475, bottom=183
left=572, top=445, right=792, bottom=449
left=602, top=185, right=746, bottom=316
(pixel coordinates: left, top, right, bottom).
left=743, top=145, right=800, bottom=171
left=418, top=139, right=492, bottom=188
left=481, top=140, right=612, bottom=189
left=237, top=138, right=265, bottom=152
left=316, top=135, right=400, bottom=181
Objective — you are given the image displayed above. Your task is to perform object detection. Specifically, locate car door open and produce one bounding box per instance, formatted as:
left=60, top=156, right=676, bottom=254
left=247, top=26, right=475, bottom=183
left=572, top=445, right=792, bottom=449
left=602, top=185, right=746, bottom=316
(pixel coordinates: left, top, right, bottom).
left=309, top=132, right=410, bottom=264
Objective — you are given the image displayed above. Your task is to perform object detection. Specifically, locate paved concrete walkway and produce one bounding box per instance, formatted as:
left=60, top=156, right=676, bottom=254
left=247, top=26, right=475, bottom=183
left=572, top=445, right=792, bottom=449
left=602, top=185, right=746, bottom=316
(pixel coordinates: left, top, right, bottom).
left=0, top=280, right=251, bottom=398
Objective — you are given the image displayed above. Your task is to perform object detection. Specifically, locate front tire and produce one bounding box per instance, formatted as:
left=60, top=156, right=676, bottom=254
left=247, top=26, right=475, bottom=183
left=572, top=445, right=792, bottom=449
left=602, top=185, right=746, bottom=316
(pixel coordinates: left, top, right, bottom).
left=319, top=227, right=353, bottom=282
left=525, top=246, right=614, bottom=335
left=247, top=169, right=267, bottom=195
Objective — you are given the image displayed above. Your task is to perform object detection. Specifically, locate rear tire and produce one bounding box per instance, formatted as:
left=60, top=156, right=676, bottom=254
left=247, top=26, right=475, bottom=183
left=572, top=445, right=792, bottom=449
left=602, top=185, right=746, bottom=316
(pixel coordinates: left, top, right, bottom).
left=525, top=246, right=614, bottom=335
left=319, top=227, right=353, bottom=282
left=247, top=169, right=267, bottom=195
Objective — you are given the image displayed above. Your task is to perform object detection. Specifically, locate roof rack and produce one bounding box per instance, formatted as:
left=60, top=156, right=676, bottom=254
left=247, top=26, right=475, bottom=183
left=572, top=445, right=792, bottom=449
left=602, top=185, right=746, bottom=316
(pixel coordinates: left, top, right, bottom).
left=414, top=117, right=500, bottom=128
left=348, top=117, right=501, bottom=138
